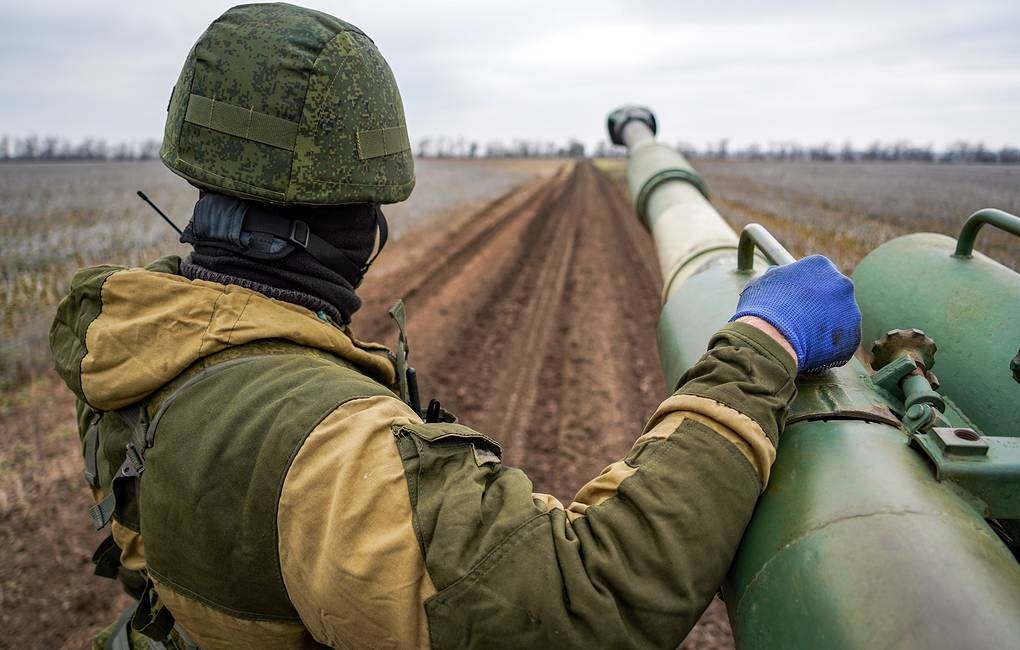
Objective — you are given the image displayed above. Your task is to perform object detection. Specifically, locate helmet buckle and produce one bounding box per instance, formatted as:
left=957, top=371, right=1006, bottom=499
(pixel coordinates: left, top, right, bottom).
left=288, top=220, right=310, bottom=249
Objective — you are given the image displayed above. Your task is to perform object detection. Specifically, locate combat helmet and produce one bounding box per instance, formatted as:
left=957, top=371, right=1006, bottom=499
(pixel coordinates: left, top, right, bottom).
left=160, top=3, right=414, bottom=206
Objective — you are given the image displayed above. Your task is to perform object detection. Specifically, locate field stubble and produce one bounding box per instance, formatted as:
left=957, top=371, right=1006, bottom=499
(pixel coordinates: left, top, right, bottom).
left=599, top=158, right=1019, bottom=273
left=696, top=160, right=1020, bottom=272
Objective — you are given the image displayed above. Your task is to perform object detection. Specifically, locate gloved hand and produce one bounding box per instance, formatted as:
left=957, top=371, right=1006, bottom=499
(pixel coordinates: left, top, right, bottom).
left=729, top=255, right=861, bottom=373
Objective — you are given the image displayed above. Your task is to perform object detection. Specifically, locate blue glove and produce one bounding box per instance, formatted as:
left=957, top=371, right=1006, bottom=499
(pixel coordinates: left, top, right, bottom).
left=729, top=255, right=861, bottom=373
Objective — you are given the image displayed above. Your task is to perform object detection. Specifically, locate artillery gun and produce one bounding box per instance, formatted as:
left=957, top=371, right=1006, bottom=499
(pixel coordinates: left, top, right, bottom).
left=606, top=106, right=1020, bottom=648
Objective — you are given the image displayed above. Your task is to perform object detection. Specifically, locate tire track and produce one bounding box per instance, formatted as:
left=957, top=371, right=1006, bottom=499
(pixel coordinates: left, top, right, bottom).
left=358, top=160, right=665, bottom=497
left=522, top=162, right=663, bottom=492
left=356, top=165, right=572, bottom=345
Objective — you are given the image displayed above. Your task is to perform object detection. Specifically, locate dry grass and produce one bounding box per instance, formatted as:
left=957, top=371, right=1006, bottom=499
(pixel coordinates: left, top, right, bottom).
left=700, top=160, right=1020, bottom=272
left=1, top=162, right=192, bottom=386
left=599, top=158, right=1020, bottom=273
left=0, top=158, right=548, bottom=387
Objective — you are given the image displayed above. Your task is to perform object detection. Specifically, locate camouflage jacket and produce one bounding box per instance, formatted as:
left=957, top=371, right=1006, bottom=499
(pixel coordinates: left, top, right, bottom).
left=50, top=256, right=796, bottom=649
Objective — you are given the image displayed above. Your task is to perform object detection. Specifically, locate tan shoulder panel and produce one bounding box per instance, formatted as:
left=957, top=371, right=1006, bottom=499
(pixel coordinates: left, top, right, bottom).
left=647, top=394, right=776, bottom=486
left=549, top=393, right=776, bottom=523
left=81, top=269, right=394, bottom=410
left=278, top=395, right=436, bottom=649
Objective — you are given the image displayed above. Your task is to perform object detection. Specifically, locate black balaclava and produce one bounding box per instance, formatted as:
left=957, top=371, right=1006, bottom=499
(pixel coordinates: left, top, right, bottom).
left=179, top=191, right=386, bottom=325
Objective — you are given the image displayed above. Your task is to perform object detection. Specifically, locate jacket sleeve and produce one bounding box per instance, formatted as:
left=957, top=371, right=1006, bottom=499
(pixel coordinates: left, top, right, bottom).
left=278, top=321, right=796, bottom=649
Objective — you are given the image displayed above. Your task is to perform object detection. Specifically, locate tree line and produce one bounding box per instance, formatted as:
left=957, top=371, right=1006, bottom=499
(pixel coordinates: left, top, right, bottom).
left=419, top=137, right=1020, bottom=164
left=3, top=133, right=1018, bottom=164
left=416, top=137, right=587, bottom=159
left=0, top=135, right=161, bottom=161
left=673, top=138, right=1020, bottom=164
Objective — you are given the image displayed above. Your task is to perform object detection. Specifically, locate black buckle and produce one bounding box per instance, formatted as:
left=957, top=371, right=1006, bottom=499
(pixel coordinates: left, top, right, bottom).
left=124, top=443, right=146, bottom=476
left=289, top=220, right=310, bottom=248
left=133, top=577, right=176, bottom=643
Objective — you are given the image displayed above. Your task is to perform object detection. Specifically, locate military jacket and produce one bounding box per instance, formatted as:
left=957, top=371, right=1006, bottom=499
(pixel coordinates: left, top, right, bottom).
left=50, top=256, right=797, bottom=649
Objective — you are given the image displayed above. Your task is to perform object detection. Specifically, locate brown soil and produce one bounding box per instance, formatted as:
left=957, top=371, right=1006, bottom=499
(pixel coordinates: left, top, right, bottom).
left=0, top=160, right=734, bottom=649
left=0, top=377, right=134, bottom=649
left=361, top=160, right=666, bottom=495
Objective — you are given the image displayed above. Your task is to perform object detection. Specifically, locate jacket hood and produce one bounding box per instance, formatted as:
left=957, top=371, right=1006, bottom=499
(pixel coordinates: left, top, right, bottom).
left=49, top=256, right=396, bottom=411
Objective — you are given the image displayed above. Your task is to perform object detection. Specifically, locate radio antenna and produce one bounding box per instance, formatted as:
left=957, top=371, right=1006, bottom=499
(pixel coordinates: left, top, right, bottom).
left=136, top=190, right=183, bottom=235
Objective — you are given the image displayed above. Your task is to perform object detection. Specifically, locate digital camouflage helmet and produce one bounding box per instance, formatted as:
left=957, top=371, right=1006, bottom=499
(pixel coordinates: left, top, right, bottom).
left=160, top=3, right=414, bottom=206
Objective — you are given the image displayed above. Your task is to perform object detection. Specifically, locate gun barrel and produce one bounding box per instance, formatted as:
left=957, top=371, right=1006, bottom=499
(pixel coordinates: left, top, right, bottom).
left=610, top=107, right=741, bottom=300
left=608, top=106, right=1020, bottom=650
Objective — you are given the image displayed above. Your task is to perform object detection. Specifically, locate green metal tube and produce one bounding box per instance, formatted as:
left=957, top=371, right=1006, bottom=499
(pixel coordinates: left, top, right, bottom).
left=608, top=106, right=1020, bottom=649
left=726, top=415, right=1020, bottom=649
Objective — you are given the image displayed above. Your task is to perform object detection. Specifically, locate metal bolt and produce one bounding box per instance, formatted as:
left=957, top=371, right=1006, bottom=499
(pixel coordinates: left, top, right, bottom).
left=905, top=404, right=925, bottom=420
left=871, top=328, right=937, bottom=372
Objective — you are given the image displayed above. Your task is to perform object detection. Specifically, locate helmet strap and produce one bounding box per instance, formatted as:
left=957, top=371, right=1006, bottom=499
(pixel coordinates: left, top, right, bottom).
left=241, top=209, right=369, bottom=285
left=183, top=192, right=387, bottom=289
left=357, top=207, right=389, bottom=286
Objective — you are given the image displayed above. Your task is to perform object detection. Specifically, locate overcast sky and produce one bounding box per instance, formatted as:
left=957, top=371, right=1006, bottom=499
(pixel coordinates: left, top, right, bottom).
left=1, top=0, right=1017, bottom=151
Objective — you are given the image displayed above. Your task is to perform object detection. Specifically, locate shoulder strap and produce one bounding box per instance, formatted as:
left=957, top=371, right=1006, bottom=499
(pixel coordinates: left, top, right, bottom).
left=388, top=300, right=422, bottom=415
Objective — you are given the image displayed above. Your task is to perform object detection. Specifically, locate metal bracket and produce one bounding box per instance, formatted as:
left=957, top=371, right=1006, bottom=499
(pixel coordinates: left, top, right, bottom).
left=912, top=427, right=1020, bottom=519
left=930, top=427, right=989, bottom=456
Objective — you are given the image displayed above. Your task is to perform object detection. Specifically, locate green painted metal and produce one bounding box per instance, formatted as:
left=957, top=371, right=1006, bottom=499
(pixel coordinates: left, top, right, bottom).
left=657, top=258, right=758, bottom=390
left=912, top=428, right=1020, bottom=518
left=736, top=224, right=796, bottom=271
left=608, top=109, right=741, bottom=302
left=634, top=167, right=710, bottom=220
left=654, top=227, right=1020, bottom=649
left=724, top=418, right=1020, bottom=649
left=655, top=224, right=788, bottom=391
left=786, top=360, right=902, bottom=426
left=853, top=232, right=1020, bottom=438
left=954, top=208, right=1020, bottom=257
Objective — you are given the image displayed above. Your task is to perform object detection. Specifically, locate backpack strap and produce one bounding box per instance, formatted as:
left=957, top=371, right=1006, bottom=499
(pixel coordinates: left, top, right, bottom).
left=388, top=299, right=422, bottom=415
left=83, top=411, right=103, bottom=489
left=87, top=404, right=150, bottom=530
left=132, top=577, right=177, bottom=645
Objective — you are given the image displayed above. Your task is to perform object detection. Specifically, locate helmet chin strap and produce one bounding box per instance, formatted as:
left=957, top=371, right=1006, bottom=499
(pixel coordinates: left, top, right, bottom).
left=182, top=192, right=388, bottom=288
left=357, top=207, right=389, bottom=287
left=239, top=205, right=387, bottom=289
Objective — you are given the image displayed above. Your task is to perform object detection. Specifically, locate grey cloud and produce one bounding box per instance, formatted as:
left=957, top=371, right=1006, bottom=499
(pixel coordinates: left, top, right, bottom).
left=0, top=0, right=1016, bottom=149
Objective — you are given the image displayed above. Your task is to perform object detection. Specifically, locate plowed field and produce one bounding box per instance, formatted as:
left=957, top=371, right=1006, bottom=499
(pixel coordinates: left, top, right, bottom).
left=0, top=159, right=734, bottom=649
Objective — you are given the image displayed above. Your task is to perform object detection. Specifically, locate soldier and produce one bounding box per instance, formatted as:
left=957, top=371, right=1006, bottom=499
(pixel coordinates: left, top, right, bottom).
left=49, top=3, right=860, bottom=649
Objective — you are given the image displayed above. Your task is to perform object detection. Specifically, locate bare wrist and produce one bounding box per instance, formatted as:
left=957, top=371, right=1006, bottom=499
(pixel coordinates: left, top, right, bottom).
left=735, top=316, right=798, bottom=370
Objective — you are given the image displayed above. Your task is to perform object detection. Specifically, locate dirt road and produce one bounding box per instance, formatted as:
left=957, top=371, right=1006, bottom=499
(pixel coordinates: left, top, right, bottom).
left=358, top=159, right=733, bottom=648
left=0, top=160, right=733, bottom=648
left=360, top=160, right=665, bottom=492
